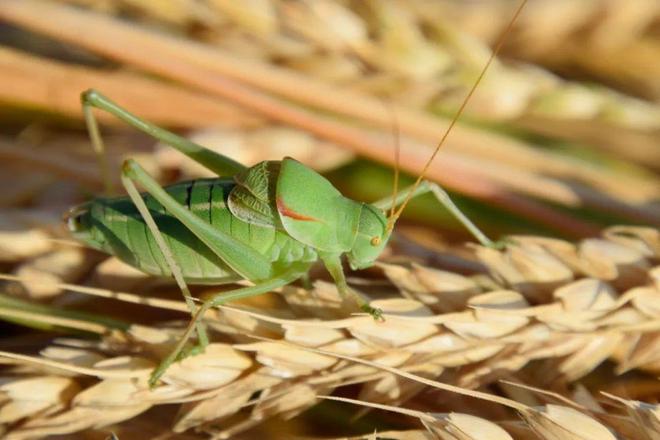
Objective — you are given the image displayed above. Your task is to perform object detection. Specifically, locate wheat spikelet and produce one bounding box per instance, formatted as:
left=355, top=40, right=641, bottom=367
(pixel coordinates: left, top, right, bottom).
left=0, top=225, right=658, bottom=438
left=433, top=0, right=660, bottom=101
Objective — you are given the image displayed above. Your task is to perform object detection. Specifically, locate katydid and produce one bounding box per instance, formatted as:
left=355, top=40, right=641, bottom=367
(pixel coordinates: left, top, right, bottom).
left=66, top=90, right=492, bottom=386
left=65, top=1, right=525, bottom=387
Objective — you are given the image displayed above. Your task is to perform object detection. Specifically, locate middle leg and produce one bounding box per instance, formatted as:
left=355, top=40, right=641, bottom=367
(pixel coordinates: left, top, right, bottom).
left=148, top=269, right=302, bottom=387
left=319, top=252, right=383, bottom=320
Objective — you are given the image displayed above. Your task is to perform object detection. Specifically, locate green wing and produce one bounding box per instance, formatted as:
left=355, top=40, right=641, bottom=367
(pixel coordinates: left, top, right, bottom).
left=228, top=160, right=283, bottom=229
left=275, top=157, right=361, bottom=252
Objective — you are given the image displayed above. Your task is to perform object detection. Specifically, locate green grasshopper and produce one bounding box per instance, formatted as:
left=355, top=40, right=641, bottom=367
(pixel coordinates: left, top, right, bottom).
left=66, top=90, right=494, bottom=386
left=64, top=0, right=527, bottom=385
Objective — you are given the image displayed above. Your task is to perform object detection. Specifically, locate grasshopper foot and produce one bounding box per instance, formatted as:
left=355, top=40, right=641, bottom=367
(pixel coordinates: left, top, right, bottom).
left=148, top=365, right=167, bottom=389
left=175, top=342, right=206, bottom=361
left=486, top=237, right=515, bottom=250
left=148, top=341, right=208, bottom=389
left=361, top=303, right=385, bottom=322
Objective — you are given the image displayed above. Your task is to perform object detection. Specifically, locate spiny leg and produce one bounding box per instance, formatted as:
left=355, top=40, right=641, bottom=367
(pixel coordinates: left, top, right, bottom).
left=120, top=166, right=209, bottom=354
left=81, top=89, right=246, bottom=179
left=148, top=269, right=301, bottom=387
left=427, top=182, right=494, bottom=247
left=120, top=160, right=301, bottom=383
left=84, top=90, right=210, bottom=349
left=319, top=252, right=383, bottom=320
left=373, top=180, right=496, bottom=248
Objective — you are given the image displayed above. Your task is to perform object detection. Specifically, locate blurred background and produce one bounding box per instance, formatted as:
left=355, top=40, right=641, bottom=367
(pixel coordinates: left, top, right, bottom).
left=0, top=0, right=658, bottom=243
left=0, top=0, right=658, bottom=438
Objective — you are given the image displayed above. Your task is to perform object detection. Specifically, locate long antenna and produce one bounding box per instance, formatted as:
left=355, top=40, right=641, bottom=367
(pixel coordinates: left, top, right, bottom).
left=299, top=0, right=405, bottom=229
left=386, top=102, right=401, bottom=228
left=389, top=0, right=527, bottom=223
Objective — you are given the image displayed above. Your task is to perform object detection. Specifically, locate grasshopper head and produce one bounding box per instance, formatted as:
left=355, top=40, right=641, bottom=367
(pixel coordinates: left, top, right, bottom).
left=347, top=204, right=391, bottom=270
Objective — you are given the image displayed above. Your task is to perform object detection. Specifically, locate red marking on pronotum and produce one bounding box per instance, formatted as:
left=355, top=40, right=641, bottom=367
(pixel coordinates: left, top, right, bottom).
left=276, top=197, right=320, bottom=222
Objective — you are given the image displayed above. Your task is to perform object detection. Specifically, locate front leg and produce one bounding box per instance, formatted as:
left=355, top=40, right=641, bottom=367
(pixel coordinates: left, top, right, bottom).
left=373, top=180, right=497, bottom=248
left=148, top=269, right=302, bottom=387
left=319, top=252, right=383, bottom=320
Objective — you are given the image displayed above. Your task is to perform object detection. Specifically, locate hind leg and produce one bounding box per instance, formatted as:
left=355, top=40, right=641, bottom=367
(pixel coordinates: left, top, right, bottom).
left=81, top=89, right=246, bottom=196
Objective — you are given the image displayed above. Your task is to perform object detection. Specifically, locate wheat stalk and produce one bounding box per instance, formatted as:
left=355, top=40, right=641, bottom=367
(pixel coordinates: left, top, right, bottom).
left=37, top=0, right=660, bottom=163
left=0, top=47, right=256, bottom=129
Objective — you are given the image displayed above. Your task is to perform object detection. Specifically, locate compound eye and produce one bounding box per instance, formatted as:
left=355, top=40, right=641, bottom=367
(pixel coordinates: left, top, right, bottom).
left=370, top=236, right=381, bottom=246
left=64, top=205, right=89, bottom=233
left=67, top=213, right=82, bottom=232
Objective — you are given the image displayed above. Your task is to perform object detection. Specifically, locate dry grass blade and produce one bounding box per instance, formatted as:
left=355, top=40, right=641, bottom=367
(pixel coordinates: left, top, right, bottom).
left=512, top=118, right=660, bottom=169
left=0, top=273, right=188, bottom=311
left=0, top=139, right=104, bottom=188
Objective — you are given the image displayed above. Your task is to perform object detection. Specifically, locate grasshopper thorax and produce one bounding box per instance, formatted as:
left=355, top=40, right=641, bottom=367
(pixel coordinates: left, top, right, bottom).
left=347, top=204, right=390, bottom=271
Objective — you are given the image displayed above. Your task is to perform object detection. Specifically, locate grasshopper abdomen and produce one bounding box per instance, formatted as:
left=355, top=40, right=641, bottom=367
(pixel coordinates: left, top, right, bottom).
left=68, top=177, right=316, bottom=285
